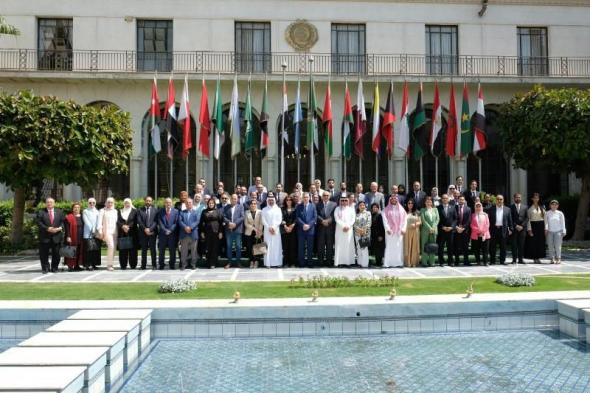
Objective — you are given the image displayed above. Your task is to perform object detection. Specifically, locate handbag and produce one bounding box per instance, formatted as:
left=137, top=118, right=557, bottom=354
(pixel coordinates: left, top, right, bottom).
left=59, top=245, right=77, bottom=259
left=424, top=242, right=439, bottom=254
left=358, top=236, right=371, bottom=249
left=117, top=236, right=134, bottom=250
left=252, top=241, right=268, bottom=256
left=86, top=238, right=100, bottom=251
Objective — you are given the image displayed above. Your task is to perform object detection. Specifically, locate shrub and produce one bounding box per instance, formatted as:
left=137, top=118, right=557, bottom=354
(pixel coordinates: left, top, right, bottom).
left=495, top=272, right=536, bottom=287
left=158, top=279, right=197, bottom=293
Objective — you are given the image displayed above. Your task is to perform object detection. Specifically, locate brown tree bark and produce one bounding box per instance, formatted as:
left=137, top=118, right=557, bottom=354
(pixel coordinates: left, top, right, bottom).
left=9, top=187, right=25, bottom=246
left=572, top=173, right=590, bottom=240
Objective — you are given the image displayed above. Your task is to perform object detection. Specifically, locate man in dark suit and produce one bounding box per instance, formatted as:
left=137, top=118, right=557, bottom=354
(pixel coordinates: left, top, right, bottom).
left=296, top=192, right=317, bottom=267
left=137, top=196, right=158, bottom=270
left=454, top=195, right=472, bottom=266
left=407, top=181, right=427, bottom=209
left=510, top=193, right=528, bottom=264
left=326, top=178, right=337, bottom=201
left=223, top=194, right=245, bottom=268
left=333, top=182, right=348, bottom=203
left=437, top=194, right=457, bottom=266
left=488, top=195, right=514, bottom=265
left=463, top=180, right=479, bottom=210
left=316, top=191, right=336, bottom=266
left=158, top=198, right=179, bottom=270
left=36, top=197, right=64, bottom=273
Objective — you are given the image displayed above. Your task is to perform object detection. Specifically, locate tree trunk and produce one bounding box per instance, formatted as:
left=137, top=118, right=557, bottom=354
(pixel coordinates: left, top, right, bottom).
left=10, top=187, right=26, bottom=246
left=572, top=173, right=590, bottom=240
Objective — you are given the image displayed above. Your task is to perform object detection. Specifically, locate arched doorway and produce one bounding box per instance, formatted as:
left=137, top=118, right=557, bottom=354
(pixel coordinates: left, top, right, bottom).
left=143, top=102, right=197, bottom=198
left=466, top=106, right=510, bottom=196
left=215, top=103, right=263, bottom=189
left=407, top=106, right=450, bottom=193
left=278, top=103, right=324, bottom=192
left=343, top=103, right=388, bottom=190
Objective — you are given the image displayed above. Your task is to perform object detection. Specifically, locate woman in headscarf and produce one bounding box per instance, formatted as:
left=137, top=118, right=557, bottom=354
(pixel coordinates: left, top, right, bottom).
left=64, top=202, right=84, bottom=271
left=382, top=194, right=407, bottom=268
left=97, top=197, right=118, bottom=271
left=354, top=200, right=371, bottom=268
left=420, top=196, right=440, bottom=267
left=82, top=197, right=100, bottom=270
left=199, top=198, right=223, bottom=269
left=370, top=203, right=385, bottom=267
left=117, top=198, right=138, bottom=270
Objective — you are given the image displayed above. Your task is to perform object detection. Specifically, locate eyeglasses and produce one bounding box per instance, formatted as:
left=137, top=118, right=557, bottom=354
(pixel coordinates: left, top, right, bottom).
left=221, top=197, right=228, bottom=200
left=88, top=202, right=95, bottom=204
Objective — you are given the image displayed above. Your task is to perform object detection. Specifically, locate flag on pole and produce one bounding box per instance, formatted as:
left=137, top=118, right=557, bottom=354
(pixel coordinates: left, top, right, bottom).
left=397, top=81, right=410, bottom=156
left=430, top=81, right=443, bottom=154
left=260, top=75, right=270, bottom=153
left=212, top=76, right=224, bottom=160
left=149, top=75, right=161, bottom=154
left=342, top=81, right=353, bottom=160
left=412, top=82, right=427, bottom=160
left=164, top=74, right=178, bottom=160
left=306, top=73, right=318, bottom=152
left=322, top=80, right=333, bottom=157
left=354, top=78, right=367, bottom=159
left=460, top=81, right=472, bottom=157
left=280, top=75, right=288, bottom=147
left=293, top=77, right=303, bottom=155
left=381, top=81, right=395, bottom=158
left=445, top=82, right=459, bottom=158
left=473, top=83, right=488, bottom=153
left=229, top=74, right=241, bottom=158
left=371, top=82, right=381, bottom=154
left=198, top=76, right=210, bottom=158
left=244, top=77, right=255, bottom=156
left=177, top=74, right=192, bottom=159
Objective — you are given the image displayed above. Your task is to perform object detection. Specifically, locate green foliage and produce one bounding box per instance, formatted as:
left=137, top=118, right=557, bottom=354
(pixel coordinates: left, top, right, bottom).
left=498, top=85, right=590, bottom=176
left=0, top=90, right=133, bottom=191
left=0, top=16, right=19, bottom=35
left=0, top=217, right=37, bottom=253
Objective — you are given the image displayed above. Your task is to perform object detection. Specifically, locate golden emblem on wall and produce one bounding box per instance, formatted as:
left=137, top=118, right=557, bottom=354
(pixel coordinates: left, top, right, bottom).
left=285, top=20, right=318, bottom=51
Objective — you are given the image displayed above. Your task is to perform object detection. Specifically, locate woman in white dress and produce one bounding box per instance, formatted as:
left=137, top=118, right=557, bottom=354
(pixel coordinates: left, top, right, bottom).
left=97, top=197, right=118, bottom=271
left=382, top=194, right=407, bottom=267
left=334, top=193, right=356, bottom=267
left=354, top=201, right=372, bottom=268
left=261, top=192, right=283, bottom=267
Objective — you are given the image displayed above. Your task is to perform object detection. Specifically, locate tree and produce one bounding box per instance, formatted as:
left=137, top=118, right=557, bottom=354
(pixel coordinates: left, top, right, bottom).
left=0, top=16, right=19, bottom=35
left=0, top=90, right=133, bottom=245
left=498, top=85, right=590, bottom=240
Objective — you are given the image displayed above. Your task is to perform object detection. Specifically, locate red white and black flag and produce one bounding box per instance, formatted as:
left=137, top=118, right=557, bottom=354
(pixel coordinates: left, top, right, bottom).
left=473, top=83, right=487, bottom=153
left=163, top=74, right=178, bottom=160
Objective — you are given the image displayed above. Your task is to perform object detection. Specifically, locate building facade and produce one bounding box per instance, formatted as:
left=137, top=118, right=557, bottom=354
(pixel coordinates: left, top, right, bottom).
left=0, top=0, right=589, bottom=201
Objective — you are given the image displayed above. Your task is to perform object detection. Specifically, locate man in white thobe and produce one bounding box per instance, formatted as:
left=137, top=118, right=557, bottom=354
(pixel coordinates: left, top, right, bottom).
left=261, top=192, right=283, bottom=267
left=334, top=193, right=356, bottom=267
left=382, top=195, right=408, bottom=267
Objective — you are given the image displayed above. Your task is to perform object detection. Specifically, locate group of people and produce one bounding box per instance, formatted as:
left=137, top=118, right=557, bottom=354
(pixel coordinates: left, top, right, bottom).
left=36, top=176, right=568, bottom=273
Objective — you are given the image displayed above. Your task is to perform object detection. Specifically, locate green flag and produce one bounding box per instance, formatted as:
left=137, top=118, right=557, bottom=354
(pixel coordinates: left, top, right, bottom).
left=244, top=78, right=255, bottom=156
left=306, top=74, right=318, bottom=151
left=212, top=76, right=224, bottom=160
left=412, top=82, right=427, bottom=160
left=460, top=81, right=473, bottom=157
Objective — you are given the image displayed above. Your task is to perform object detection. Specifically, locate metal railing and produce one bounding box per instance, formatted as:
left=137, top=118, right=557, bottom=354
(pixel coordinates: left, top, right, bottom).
left=0, top=49, right=589, bottom=78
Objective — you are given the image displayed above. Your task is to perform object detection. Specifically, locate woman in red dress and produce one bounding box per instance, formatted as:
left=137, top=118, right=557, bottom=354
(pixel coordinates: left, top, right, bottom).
left=64, top=202, right=84, bottom=271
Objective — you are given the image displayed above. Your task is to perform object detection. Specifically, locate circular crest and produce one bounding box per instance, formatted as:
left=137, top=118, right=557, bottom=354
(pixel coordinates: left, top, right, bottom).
left=285, top=20, right=318, bottom=51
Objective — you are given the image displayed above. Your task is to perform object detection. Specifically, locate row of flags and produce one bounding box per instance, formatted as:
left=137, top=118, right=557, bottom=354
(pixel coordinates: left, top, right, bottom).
left=148, top=75, right=488, bottom=162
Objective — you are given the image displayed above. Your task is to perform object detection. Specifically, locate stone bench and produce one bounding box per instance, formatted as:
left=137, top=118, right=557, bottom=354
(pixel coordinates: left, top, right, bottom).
left=0, top=366, right=85, bottom=393
left=556, top=298, right=590, bottom=339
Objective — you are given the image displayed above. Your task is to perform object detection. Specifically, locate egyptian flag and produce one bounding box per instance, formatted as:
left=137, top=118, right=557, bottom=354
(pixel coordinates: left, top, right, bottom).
left=381, top=81, right=395, bottom=158
left=445, top=83, right=459, bottom=158
left=473, top=83, right=488, bottom=153
left=198, top=77, right=210, bottom=158
left=149, top=75, right=161, bottom=154
left=164, top=74, right=178, bottom=160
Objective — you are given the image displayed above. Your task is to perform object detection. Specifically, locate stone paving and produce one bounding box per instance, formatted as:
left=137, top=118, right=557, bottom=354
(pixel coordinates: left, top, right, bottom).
left=0, top=250, right=589, bottom=283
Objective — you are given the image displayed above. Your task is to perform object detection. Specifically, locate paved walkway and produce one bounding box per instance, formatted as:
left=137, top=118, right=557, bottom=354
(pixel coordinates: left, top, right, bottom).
left=0, top=250, right=589, bottom=283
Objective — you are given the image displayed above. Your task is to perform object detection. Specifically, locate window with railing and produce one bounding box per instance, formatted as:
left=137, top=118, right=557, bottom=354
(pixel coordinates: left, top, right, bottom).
left=425, top=25, right=458, bottom=75
left=37, top=18, right=73, bottom=71
left=518, top=27, right=548, bottom=76
left=137, top=20, right=173, bottom=72
left=331, top=24, right=366, bottom=75
left=235, top=22, right=271, bottom=73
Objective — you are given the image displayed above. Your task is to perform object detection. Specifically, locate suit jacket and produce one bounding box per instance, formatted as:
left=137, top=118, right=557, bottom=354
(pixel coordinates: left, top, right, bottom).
left=386, top=194, right=406, bottom=207
left=316, top=201, right=336, bottom=229
left=244, top=209, right=263, bottom=237
left=364, top=192, right=385, bottom=210
left=488, top=206, right=514, bottom=237
left=157, top=208, right=179, bottom=238
left=179, top=208, right=200, bottom=240
left=463, top=189, right=479, bottom=210
left=117, top=209, right=138, bottom=239
left=137, top=206, right=158, bottom=236
left=223, top=204, right=245, bottom=234
left=37, top=208, right=65, bottom=244
left=407, top=190, right=427, bottom=209
left=326, top=188, right=338, bottom=202
left=437, top=204, right=457, bottom=232
left=455, top=204, right=472, bottom=234
left=275, top=191, right=288, bottom=208
left=296, top=202, right=317, bottom=236
left=510, top=203, right=529, bottom=230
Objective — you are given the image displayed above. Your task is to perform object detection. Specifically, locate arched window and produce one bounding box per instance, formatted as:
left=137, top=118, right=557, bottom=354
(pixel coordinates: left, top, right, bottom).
left=466, top=106, right=510, bottom=196
left=143, top=102, right=197, bottom=197
left=407, top=105, right=450, bottom=192
left=276, top=103, right=324, bottom=192
left=343, top=103, right=388, bottom=190
left=216, top=103, right=262, bottom=189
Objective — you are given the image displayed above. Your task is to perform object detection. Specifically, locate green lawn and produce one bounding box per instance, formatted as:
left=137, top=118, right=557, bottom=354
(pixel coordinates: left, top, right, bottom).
left=0, top=275, right=589, bottom=300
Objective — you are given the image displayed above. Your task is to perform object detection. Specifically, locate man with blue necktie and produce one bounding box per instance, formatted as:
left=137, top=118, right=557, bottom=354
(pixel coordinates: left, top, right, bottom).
left=296, top=192, right=317, bottom=268
left=158, top=198, right=179, bottom=270
left=179, top=198, right=200, bottom=270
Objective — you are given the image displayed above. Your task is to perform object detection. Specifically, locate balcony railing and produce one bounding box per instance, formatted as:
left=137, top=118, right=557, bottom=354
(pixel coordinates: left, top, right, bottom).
left=0, top=49, right=589, bottom=78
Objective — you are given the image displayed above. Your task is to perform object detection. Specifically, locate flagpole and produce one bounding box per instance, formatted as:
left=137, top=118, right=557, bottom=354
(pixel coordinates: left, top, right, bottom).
left=296, top=72, right=301, bottom=183
left=343, top=77, right=347, bottom=185
left=405, top=156, right=409, bottom=187
left=375, top=155, right=378, bottom=184
left=281, top=63, right=287, bottom=186
left=435, top=156, right=439, bottom=188
left=309, top=56, right=315, bottom=185
left=153, top=71, right=158, bottom=200
left=478, top=156, right=483, bottom=191
left=419, top=157, right=423, bottom=186
left=359, top=160, right=363, bottom=185
left=169, top=157, right=173, bottom=198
